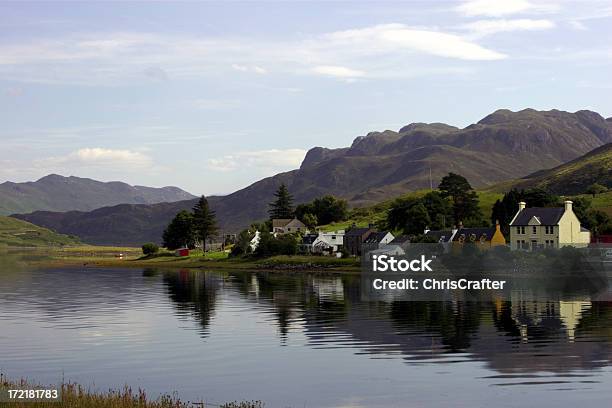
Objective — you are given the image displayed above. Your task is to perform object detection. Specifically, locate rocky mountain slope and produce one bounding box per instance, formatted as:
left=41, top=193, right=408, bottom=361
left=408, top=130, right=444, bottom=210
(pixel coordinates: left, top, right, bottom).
left=488, top=142, right=612, bottom=195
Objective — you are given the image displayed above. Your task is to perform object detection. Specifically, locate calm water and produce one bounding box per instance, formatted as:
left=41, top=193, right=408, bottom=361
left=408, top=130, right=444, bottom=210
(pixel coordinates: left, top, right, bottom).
left=1, top=261, right=612, bottom=407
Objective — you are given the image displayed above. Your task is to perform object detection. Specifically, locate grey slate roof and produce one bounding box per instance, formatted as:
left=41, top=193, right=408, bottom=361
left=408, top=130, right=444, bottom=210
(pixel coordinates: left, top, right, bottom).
left=390, top=235, right=411, bottom=244
left=363, top=231, right=390, bottom=244
left=345, top=227, right=372, bottom=237
left=510, top=208, right=564, bottom=226
left=452, top=227, right=496, bottom=242
left=301, top=234, right=318, bottom=245
left=424, top=230, right=455, bottom=243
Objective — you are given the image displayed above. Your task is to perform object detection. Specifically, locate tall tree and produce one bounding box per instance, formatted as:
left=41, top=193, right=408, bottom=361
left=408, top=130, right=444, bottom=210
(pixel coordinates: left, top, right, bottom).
left=268, top=183, right=294, bottom=219
left=438, top=173, right=483, bottom=226
left=162, top=210, right=196, bottom=250
left=192, top=195, right=218, bottom=253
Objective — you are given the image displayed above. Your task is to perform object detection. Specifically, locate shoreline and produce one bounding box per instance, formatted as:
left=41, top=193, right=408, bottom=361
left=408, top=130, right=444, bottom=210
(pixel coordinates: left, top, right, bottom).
left=3, top=246, right=361, bottom=274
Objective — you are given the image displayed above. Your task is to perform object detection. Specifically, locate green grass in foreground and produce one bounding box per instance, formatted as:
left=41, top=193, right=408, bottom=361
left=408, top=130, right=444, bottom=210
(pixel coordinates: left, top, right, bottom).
left=0, top=216, right=81, bottom=247
left=0, top=374, right=263, bottom=408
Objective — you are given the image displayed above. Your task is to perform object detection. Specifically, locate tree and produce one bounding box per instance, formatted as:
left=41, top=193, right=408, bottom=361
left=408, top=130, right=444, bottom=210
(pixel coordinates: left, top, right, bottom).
left=295, top=195, right=348, bottom=226
left=302, top=213, right=318, bottom=229
left=422, top=191, right=453, bottom=229
left=230, top=229, right=255, bottom=257
left=141, top=242, right=159, bottom=255
left=491, top=188, right=560, bottom=235
left=586, top=183, right=607, bottom=197
left=162, top=210, right=196, bottom=250
left=403, top=203, right=431, bottom=235
left=438, top=173, right=482, bottom=225
left=192, top=195, right=218, bottom=253
left=268, top=183, right=294, bottom=220
left=254, top=230, right=298, bottom=257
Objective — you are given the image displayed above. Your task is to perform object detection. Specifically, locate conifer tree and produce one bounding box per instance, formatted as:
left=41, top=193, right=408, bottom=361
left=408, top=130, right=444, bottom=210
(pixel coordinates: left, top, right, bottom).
left=268, top=183, right=294, bottom=220
left=192, top=195, right=218, bottom=253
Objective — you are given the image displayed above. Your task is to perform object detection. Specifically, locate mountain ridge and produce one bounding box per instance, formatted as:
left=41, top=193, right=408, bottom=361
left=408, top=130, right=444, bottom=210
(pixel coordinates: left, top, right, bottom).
left=12, top=108, right=612, bottom=245
left=0, top=174, right=196, bottom=215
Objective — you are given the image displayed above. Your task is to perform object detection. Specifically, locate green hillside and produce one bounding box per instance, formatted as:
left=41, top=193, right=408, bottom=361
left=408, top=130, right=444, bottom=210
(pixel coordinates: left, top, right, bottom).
left=486, top=143, right=612, bottom=195
left=321, top=190, right=503, bottom=231
left=321, top=187, right=612, bottom=232
left=0, top=216, right=81, bottom=247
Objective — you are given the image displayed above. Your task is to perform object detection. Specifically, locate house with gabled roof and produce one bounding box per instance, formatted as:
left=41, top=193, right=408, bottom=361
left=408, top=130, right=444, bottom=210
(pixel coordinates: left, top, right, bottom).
left=509, top=200, right=590, bottom=250
left=344, top=224, right=376, bottom=256
left=452, top=221, right=506, bottom=249
left=272, top=218, right=307, bottom=235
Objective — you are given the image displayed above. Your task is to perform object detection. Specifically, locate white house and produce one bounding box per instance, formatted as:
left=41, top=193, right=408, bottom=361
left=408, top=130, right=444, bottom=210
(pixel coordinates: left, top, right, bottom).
left=509, top=200, right=590, bottom=250
left=311, top=230, right=345, bottom=254
left=249, top=230, right=261, bottom=252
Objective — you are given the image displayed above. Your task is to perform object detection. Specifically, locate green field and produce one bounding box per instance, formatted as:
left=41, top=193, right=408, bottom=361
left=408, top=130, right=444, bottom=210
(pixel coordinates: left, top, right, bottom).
left=0, top=216, right=81, bottom=247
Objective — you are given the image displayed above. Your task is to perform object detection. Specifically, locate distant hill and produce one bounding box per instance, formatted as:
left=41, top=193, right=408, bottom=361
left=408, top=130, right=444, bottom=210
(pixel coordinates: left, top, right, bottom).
left=0, top=174, right=195, bottom=215
left=13, top=109, right=612, bottom=245
left=0, top=216, right=80, bottom=247
left=487, top=143, right=612, bottom=195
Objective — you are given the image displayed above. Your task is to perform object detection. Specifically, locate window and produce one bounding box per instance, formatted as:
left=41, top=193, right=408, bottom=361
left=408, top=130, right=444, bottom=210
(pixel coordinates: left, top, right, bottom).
left=331, top=235, right=336, bottom=240
left=532, top=226, right=537, bottom=235
left=517, top=226, right=526, bottom=235
left=545, top=226, right=554, bottom=234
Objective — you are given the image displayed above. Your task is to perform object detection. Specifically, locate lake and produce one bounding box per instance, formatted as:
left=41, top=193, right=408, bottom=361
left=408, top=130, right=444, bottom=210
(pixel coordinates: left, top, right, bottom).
left=1, top=263, right=611, bottom=407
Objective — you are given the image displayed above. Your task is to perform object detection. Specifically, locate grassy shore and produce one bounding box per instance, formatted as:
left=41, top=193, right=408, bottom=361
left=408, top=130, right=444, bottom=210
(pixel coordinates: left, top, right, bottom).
left=18, top=245, right=361, bottom=273
left=0, top=373, right=262, bottom=408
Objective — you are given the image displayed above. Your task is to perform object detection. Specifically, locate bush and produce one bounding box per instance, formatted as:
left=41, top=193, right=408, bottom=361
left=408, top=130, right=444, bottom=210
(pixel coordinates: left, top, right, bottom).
left=142, top=242, right=159, bottom=255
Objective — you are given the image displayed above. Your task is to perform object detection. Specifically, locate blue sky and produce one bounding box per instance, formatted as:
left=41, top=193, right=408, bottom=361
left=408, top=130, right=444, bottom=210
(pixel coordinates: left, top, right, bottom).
left=1, top=0, right=611, bottom=195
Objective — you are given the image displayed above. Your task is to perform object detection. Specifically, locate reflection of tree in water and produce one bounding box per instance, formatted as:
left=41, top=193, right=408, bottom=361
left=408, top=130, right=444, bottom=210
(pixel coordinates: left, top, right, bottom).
left=162, top=269, right=219, bottom=337
left=226, top=271, right=352, bottom=342
left=157, top=267, right=612, bottom=373
left=389, top=301, right=483, bottom=351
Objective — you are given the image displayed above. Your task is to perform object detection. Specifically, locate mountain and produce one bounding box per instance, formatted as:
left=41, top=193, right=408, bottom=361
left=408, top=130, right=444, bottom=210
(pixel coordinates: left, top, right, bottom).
left=13, top=109, right=612, bottom=246
left=487, top=143, right=612, bottom=195
left=0, top=174, right=196, bottom=215
left=0, top=216, right=80, bottom=247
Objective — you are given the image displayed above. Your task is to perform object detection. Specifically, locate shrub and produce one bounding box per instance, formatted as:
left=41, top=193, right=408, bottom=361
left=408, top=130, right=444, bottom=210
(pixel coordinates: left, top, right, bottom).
left=142, top=242, right=159, bottom=255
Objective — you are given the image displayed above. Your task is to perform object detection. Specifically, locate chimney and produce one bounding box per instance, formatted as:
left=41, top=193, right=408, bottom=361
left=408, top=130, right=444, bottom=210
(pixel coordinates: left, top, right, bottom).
left=495, top=219, right=501, bottom=232
left=564, top=200, right=573, bottom=212
left=519, top=201, right=526, bottom=211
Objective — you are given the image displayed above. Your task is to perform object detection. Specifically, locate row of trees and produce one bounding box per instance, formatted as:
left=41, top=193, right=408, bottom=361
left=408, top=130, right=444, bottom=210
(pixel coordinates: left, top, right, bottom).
left=386, top=173, right=483, bottom=235
left=268, top=183, right=349, bottom=227
left=162, top=196, right=218, bottom=251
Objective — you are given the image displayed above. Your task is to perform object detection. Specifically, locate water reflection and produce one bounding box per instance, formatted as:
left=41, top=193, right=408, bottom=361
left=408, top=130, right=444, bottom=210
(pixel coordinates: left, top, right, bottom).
left=1, top=263, right=611, bottom=406
left=156, top=269, right=612, bottom=374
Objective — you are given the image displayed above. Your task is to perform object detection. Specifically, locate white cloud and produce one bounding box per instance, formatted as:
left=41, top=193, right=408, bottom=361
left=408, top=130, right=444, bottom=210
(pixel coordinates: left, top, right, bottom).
left=312, top=65, right=366, bottom=79
left=320, top=24, right=507, bottom=60
left=207, top=149, right=307, bottom=172
left=0, top=24, right=507, bottom=85
left=463, top=18, right=555, bottom=36
left=456, top=0, right=558, bottom=17
left=39, top=147, right=153, bottom=169
left=232, top=64, right=267, bottom=74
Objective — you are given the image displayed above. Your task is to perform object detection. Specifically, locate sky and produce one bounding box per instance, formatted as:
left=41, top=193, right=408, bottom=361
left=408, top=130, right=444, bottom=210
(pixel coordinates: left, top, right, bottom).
left=1, top=0, right=611, bottom=196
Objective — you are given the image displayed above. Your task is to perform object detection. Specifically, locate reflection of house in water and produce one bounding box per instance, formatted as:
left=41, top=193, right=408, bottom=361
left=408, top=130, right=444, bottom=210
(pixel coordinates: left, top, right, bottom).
left=559, top=301, right=592, bottom=342
left=310, top=277, right=345, bottom=301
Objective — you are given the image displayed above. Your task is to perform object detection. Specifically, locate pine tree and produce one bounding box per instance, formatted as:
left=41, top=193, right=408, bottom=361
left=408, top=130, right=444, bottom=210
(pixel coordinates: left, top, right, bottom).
left=192, top=195, right=218, bottom=253
left=268, top=183, right=294, bottom=220
left=438, top=173, right=483, bottom=225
